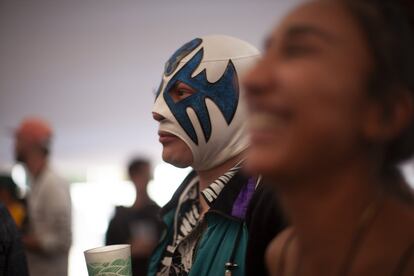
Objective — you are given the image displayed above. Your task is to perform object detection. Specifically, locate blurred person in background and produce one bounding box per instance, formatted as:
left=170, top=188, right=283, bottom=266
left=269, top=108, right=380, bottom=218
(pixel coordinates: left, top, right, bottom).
left=106, top=158, right=162, bottom=276
left=14, top=117, right=72, bottom=276
left=0, top=174, right=26, bottom=229
left=244, top=0, right=414, bottom=275
left=0, top=203, right=29, bottom=275
left=150, top=35, right=285, bottom=276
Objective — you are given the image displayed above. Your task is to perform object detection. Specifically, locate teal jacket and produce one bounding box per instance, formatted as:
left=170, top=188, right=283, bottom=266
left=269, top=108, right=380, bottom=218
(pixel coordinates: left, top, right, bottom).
left=148, top=171, right=255, bottom=276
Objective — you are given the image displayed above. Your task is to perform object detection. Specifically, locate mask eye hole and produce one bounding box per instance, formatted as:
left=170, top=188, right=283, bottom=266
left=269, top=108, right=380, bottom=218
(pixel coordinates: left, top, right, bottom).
left=168, top=81, right=197, bottom=103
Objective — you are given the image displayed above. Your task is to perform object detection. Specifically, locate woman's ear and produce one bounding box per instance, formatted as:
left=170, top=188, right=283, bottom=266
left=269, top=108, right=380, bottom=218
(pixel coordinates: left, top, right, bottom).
left=362, top=88, right=414, bottom=143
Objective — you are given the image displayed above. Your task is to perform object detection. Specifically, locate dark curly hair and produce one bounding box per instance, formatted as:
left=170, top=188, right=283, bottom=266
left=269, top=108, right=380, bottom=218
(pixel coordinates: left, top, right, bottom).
left=340, top=0, right=414, bottom=200
left=342, top=0, right=414, bottom=167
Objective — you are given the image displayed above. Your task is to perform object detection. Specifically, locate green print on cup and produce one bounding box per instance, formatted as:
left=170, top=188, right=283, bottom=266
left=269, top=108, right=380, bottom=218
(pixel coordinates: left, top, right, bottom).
left=87, top=257, right=132, bottom=276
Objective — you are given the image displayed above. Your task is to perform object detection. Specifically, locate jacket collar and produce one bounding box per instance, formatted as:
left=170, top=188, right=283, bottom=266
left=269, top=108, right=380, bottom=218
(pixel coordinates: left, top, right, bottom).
left=161, top=170, right=255, bottom=221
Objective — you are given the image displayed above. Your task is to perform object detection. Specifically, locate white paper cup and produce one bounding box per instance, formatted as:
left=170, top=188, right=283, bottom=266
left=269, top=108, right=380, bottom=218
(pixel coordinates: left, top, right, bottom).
left=84, top=244, right=132, bottom=276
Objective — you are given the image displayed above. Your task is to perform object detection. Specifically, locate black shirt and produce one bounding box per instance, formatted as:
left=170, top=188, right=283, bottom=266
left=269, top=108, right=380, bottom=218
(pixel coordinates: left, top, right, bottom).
left=245, top=183, right=287, bottom=276
left=106, top=202, right=162, bottom=276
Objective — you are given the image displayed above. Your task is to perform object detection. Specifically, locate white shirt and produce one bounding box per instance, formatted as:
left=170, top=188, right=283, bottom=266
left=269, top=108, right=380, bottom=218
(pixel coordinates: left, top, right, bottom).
left=26, top=166, right=72, bottom=276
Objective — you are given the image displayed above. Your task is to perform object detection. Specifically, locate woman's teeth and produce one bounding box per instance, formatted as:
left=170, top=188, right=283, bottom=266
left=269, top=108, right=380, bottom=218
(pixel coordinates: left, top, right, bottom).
left=248, top=113, right=287, bottom=130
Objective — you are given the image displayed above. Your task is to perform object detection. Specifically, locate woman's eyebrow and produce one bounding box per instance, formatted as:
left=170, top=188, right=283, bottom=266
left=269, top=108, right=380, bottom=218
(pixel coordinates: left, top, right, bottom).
left=284, top=24, right=339, bottom=43
left=264, top=24, right=339, bottom=51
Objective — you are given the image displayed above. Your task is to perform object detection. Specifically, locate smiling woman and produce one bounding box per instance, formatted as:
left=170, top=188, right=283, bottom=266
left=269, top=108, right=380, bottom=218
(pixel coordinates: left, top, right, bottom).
left=244, top=0, right=414, bottom=275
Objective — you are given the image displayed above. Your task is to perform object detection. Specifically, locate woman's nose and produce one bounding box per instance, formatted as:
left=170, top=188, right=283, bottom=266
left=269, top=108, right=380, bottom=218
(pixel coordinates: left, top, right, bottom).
left=243, top=61, right=269, bottom=99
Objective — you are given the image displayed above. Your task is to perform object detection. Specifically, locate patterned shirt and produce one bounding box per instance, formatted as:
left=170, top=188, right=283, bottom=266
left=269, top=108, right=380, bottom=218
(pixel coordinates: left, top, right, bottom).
left=157, top=162, right=242, bottom=275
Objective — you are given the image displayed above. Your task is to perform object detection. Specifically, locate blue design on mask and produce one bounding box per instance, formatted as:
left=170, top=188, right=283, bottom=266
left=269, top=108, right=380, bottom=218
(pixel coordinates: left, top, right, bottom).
left=164, top=38, right=202, bottom=77
left=155, top=38, right=202, bottom=100
left=163, top=48, right=239, bottom=145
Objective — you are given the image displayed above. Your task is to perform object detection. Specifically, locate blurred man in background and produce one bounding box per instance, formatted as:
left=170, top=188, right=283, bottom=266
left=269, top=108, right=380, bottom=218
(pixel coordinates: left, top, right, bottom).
left=14, top=117, right=72, bottom=276
left=106, top=158, right=162, bottom=276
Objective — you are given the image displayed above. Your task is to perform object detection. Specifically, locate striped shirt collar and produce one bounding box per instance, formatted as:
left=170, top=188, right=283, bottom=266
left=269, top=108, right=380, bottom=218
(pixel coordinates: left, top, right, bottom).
left=200, top=159, right=244, bottom=207
left=157, top=160, right=245, bottom=274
